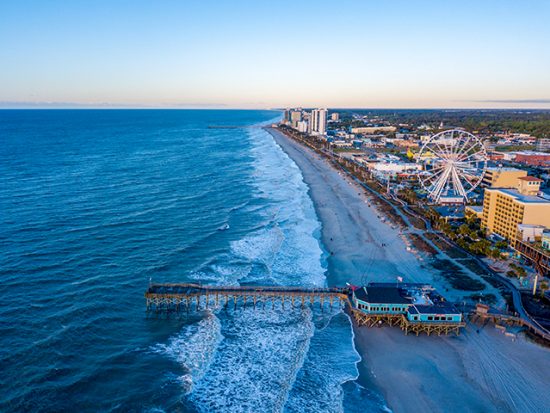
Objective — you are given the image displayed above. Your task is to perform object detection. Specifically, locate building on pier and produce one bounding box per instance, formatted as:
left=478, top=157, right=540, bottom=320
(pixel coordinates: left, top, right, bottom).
left=144, top=282, right=465, bottom=336
left=351, top=283, right=464, bottom=335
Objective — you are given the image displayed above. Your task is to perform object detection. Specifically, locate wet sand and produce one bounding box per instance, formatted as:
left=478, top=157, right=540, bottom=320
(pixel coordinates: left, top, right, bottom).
left=267, top=127, right=550, bottom=413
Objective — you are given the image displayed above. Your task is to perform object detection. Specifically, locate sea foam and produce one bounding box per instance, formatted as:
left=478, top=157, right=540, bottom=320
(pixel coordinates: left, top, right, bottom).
left=155, top=125, right=361, bottom=412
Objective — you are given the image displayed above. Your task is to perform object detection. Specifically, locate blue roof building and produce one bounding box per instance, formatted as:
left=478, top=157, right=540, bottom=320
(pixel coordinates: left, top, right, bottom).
left=351, top=283, right=465, bottom=335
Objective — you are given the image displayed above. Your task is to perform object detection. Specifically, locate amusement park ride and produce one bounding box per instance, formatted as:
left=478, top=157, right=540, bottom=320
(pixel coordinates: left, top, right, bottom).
left=417, top=130, right=488, bottom=204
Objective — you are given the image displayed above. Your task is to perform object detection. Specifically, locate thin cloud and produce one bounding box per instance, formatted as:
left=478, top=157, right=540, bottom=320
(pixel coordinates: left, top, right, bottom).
left=472, top=99, right=550, bottom=104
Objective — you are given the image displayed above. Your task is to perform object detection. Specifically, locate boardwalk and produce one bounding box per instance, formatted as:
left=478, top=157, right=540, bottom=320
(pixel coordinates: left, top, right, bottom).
left=145, top=283, right=350, bottom=312
left=470, top=303, right=550, bottom=342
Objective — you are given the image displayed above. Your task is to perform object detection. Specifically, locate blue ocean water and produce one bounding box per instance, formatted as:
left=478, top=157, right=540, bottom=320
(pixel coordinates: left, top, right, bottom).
left=0, top=110, right=384, bottom=412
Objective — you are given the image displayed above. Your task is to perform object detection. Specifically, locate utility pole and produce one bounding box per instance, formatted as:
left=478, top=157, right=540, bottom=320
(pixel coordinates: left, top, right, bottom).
left=533, top=256, right=544, bottom=296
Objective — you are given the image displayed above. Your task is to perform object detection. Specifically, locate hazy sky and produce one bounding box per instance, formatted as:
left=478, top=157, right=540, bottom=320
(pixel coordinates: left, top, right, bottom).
left=1, top=0, right=549, bottom=109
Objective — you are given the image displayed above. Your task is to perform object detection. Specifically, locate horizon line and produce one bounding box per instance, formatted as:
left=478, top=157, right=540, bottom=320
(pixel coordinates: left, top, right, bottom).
left=2, top=107, right=550, bottom=111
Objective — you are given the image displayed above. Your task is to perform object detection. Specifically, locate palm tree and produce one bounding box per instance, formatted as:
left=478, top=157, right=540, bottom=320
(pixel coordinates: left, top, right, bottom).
left=539, top=280, right=549, bottom=298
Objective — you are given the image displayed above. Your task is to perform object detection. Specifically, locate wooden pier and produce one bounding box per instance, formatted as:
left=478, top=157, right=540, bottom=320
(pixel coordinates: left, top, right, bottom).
left=145, top=283, right=467, bottom=336
left=350, top=310, right=465, bottom=336
left=145, top=283, right=350, bottom=312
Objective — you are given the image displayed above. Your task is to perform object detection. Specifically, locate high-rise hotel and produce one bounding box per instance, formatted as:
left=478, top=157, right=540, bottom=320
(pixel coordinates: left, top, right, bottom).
left=309, top=109, right=327, bottom=136
left=482, top=176, right=550, bottom=244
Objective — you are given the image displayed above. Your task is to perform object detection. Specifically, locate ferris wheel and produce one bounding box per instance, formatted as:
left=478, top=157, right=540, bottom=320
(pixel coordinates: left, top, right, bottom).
left=417, top=130, right=487, bottom=203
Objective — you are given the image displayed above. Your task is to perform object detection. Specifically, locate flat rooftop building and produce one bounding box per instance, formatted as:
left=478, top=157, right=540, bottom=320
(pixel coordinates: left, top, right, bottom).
left=352, top=283, right=463, bottom=327
left=481, top=167, right=527, bottom=188
left=482, top=176, right=550, bottom=244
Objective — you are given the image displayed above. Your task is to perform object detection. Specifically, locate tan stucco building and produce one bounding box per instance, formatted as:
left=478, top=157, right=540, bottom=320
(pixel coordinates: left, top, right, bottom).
left=481, top=177, right=550, bottom=244
left=481, top=167, right=527, bottom=188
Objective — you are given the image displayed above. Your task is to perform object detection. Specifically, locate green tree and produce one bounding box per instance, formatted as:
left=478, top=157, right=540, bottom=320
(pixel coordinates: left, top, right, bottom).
left=489, top=248, right=502, bottom=259
left=458, top=224, right=471, bottom=237
left=510, top=263, right=527, bottom=278
left=506, top=270, right=517, bottom=278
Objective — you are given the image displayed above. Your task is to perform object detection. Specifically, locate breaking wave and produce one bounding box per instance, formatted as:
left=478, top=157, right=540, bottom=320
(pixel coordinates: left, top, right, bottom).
left=154, top=125, right=362, bottom=412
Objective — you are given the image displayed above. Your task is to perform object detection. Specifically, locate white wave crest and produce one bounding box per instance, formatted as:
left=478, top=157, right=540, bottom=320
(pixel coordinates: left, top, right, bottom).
left=150, top=313, right=223, bottom=393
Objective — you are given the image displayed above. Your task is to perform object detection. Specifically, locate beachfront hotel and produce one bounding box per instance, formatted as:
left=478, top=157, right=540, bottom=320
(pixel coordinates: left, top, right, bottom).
left=309, top=109, right=327, bottom=136
left=481, top=167, right=527, bottom=188
left=482, top=176, right=550, bottom=244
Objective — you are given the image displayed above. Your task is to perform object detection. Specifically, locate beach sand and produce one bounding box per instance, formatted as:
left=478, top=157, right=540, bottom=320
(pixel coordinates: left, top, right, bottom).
left=267, top=127, right=550, bottom=413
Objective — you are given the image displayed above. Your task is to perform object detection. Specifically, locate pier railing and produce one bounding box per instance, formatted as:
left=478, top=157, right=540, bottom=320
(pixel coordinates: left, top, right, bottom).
left=145, top=283, right=350, bottom=312
left=145, top=283, right=474, bottom=337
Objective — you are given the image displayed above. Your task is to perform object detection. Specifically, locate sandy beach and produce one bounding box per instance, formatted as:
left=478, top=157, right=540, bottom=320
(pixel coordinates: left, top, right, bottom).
left=267, top=127, right=550, bottom=413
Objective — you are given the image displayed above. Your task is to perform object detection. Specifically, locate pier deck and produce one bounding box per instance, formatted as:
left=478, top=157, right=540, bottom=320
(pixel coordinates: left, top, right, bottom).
left=145, top=283, right=349, bottom=312
left=145, top=283, right=468, bottom=336
left=350, top=310, right=466, bottom=336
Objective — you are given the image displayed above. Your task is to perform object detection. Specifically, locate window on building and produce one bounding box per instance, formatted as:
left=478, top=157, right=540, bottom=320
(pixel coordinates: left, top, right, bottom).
left=427, top=316, right=433, bottom=321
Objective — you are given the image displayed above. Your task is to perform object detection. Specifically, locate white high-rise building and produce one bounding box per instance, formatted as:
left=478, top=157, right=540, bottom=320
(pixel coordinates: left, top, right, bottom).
left=297, top=120, right=309, bottom=133
left=309, top=108, right=327, bottom=135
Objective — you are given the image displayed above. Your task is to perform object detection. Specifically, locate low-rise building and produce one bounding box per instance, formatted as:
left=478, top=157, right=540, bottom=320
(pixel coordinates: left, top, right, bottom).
left=542, top=229, right=550, bottom=249
left=352, top=283, right=463, bottom=325
left=392, top=139, right=419, bottom=148
left=465, top=205, right=484, bottom=220
left=351, top=126, right=397, bottom=134
left=517, top=176, right=543, bottom=196
left=517, top=224, right=546, bottom=242
left=513, top=151, right=550, bottom=167
left=536, top=138, right=550, bottom=153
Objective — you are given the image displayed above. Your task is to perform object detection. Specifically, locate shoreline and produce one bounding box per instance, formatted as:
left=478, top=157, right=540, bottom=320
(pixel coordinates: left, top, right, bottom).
left=266, top=126, right=550, bottom=413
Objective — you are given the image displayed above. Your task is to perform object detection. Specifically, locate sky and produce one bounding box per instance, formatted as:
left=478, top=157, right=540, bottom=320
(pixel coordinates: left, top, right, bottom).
left=1, top=0, right=549, bottom=109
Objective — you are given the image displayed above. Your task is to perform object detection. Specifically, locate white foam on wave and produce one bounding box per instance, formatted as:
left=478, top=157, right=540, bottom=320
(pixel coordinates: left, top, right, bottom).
left=189, top=308, right=315, bottom=412
left=150, top=313, right=222, bottom=393
left=228, top=127, right=327, bottom=287
left=156, top=123, right=365, bottom=412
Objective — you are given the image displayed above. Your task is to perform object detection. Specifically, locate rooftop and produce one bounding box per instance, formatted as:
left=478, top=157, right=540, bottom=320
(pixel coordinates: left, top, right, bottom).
left=514, top=151, right=550, bottom=156
left=488, top=188, right=550, bottom=204
left=408, top=303, right=461, bottom=315
left=486, top=167, right=523, bottom=172
left=434, top=206, right=465, bottom=218
left=466, top=205, right=484, bottom=212
left=354, top=286, right=410, bottom=304
left=518, top=176, right=543, bottom=182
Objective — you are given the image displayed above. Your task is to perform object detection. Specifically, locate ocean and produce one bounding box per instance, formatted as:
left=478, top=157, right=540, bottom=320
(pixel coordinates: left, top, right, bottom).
left=0, top=110, right=386, bottom=412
